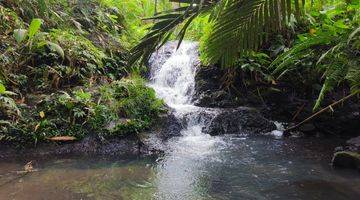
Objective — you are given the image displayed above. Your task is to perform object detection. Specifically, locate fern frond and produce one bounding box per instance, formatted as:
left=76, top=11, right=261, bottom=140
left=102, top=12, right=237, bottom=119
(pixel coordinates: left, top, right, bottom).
left=346, top=66, right=360, bottom=94
left=270, top=34, right=332, bottom=76
left=314, top=63, right=348, bottom=110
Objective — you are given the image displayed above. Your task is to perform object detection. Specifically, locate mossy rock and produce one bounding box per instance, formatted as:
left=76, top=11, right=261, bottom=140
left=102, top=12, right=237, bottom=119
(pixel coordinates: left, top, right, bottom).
left=332, top=151, right=360, bottom=170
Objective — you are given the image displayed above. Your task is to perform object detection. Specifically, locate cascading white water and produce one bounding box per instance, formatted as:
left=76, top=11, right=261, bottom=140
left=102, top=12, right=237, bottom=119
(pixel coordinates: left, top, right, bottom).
left=149, top=41, right=222, bottom=200
left=148, top=42, right=198, bottom=107
left=148, top=41, right=216, bottom=137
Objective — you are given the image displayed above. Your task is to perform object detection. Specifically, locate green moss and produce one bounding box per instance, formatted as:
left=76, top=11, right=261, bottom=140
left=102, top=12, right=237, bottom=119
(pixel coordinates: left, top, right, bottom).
left=0, top=76, right=165, bottom=146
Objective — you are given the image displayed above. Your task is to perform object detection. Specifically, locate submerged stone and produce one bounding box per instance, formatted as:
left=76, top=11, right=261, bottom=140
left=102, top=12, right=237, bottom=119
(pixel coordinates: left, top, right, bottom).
left=332, top=151, right=360, bottom=170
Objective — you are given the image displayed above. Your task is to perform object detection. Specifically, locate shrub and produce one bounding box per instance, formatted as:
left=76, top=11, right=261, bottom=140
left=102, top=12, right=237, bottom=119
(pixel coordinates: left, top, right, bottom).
left=0, top=77, right=165, bottom=146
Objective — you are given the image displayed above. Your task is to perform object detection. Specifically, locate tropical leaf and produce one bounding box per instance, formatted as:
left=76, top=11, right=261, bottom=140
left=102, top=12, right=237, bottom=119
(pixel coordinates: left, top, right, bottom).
left=0, top=83, right=5, bottom=94
left=130, top=0, right=306, bottom=67
left=13, top=29, right=28, bottom=43
left=47, top=42, right=65, bottom=59
left=28, top=18, right=42, bottom=39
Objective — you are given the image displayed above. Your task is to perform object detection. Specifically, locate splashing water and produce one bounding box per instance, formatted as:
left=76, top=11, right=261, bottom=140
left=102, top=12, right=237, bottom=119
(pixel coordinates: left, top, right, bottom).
left=148, top=42, right=198, bottom=108
left=148, top=41, right=218, bottom=135
left=148, top=41, right=224, bottom=199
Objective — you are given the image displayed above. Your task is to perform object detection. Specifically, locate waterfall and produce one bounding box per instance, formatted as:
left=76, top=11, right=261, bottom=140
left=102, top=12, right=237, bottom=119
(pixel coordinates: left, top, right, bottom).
left=148, top=41, right=217, bottom=137
left=148, top=41, right=198, bottom=107
left=149, top=41, right=222, bottom=199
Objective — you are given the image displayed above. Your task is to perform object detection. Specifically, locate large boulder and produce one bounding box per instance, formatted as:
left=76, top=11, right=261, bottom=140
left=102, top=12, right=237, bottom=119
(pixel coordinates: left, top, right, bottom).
left=204, top=107, right=276, bottom=136
left=332, top=136, right=360, bottom=169
left=332, top=151, right=360, bottom=170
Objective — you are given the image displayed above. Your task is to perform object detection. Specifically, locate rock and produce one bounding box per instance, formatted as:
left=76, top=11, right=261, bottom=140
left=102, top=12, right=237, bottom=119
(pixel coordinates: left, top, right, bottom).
left=193, top=65, right=242, bottom=108
left=332, top=136, right=360, bottom=170
left=149, top=110, right=183, bottom=140
left=204, top=107, right=276, bottom=136
left=332, top=151, right=360, bottom=169
left=299, top=123, right=316, bottom=133
left=0, top=135, right=148, bottom=159
left=347, top=136, right=360, bottom=152
left=334, top=146, right=344, bottom=152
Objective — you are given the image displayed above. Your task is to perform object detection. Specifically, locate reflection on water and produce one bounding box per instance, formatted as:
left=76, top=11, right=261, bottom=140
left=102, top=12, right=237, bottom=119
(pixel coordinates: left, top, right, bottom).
left=0, top=136, right=359, bottom=200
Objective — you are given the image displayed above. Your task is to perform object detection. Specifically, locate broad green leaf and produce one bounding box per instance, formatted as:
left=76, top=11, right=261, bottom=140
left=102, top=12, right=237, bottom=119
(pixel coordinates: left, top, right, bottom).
left=0, top=83, right=6, bottom=94
left=13, top=29, right=28, bottom=43
left=28, top=18, right=42, bottom=39
left=47, top=42, right=65, bottom=59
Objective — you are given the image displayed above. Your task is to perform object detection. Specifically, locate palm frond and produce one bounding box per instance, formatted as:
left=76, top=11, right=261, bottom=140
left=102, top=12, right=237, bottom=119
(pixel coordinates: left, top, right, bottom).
left=129, top=0, right=305, bottom=66
left=201, top=0, right=304, bottom=67
left=129, top=0, right=216, bottom=66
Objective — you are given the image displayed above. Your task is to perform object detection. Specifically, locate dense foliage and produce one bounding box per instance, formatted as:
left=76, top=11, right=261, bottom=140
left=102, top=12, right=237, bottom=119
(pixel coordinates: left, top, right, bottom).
left=1, top=0, right=359, bottom=146
left=0, top=0, right=165, bottom=146
left=132, top=0, right=359, bottom=110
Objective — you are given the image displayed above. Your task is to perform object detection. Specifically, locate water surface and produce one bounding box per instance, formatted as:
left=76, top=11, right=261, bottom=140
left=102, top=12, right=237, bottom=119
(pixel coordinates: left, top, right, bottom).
left=0, top=136, right=359, bottom=200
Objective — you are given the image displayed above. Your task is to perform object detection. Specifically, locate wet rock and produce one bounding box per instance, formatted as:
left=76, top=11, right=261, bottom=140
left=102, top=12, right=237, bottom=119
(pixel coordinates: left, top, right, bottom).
left=332, top=136, right=360, bottom=169
left=334, top=146, right=344, bottom=152
left=332, top=151, right=360, bottom=169
left=149, top=110, right=183, bottom=140
left=346, top=136, right=360, bottom=152
left=204, top=107, right=276, bottom=136
left=263, top=89, right=360, bottom=136
left=193, top=65, right=242, bottom=108
left=299, top=123, right=316, bottom=133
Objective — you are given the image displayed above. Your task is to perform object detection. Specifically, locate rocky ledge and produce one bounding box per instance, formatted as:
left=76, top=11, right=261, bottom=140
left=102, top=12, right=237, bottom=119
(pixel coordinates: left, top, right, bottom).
left=0, top=111, right=182, bottom=159
left=193, top=64, right=360, bottom=136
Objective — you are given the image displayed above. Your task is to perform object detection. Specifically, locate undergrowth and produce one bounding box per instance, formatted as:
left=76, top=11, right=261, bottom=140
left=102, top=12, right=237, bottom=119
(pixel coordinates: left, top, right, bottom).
left=0, top=0, right=165, bottom=146
left=0, top=76, right=164, bottom=146
left=217, top=1, right=359, bottom=110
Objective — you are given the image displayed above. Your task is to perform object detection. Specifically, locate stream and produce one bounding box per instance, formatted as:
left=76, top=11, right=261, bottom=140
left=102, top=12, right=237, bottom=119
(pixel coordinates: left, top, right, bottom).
left=0, top=41, right=359, bottom=200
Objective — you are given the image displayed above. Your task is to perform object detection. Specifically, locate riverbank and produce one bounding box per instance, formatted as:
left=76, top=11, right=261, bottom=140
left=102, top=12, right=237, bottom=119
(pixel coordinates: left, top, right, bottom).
left=2, top=41, right=359, bottom=171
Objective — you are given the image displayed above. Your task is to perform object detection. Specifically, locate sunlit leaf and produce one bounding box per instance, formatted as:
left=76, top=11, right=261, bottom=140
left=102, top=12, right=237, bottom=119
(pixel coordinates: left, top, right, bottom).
left=39, top=111, right=45, bottom=118
left=28, top=18, right=42, bottom=39
left=0, top=83, right=5, bottom=94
